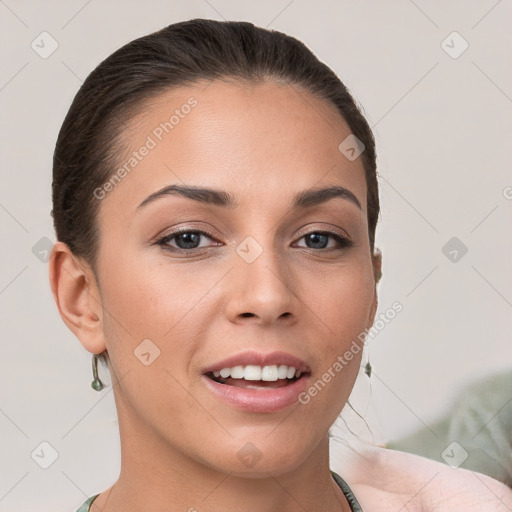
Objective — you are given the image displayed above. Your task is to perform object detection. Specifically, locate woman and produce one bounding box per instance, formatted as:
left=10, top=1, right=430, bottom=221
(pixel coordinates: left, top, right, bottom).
left=48, top=19, right=512, bottom=511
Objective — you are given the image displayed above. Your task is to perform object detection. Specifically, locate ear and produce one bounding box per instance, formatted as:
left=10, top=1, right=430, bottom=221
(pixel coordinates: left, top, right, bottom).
left=372, top=247, right=382, bottom=285
left=48, top=241, right=106, bottom=354
left=367, top=247, right=382, bottom=328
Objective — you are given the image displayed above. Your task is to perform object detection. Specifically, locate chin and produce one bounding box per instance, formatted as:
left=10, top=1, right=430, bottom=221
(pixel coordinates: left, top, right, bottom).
left=199, top=439, right=309, bottom=477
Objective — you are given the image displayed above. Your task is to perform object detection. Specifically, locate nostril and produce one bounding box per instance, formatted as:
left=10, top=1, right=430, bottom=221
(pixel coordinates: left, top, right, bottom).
left=241, top=312, right=255, bottom=318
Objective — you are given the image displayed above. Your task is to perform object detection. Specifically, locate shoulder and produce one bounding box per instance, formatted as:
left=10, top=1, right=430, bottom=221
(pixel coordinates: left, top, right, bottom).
left=343, top=443, right=512, bottom=511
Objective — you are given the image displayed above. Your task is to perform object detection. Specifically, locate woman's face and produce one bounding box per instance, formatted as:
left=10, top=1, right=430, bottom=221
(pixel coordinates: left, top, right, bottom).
left=91, top=79, right=379, bottom=475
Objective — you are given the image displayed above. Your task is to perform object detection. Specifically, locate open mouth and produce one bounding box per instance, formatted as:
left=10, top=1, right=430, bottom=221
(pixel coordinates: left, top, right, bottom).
left=205, top=370, right=308, bottom=390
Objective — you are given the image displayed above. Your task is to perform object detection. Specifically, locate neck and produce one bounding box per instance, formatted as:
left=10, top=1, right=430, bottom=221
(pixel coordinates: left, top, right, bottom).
left=93, top=393, right=352, bottom=512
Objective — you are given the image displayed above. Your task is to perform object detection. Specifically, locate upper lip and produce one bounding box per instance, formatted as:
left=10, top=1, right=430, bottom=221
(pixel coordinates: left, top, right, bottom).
left=202, top=350, right=311, bottom=374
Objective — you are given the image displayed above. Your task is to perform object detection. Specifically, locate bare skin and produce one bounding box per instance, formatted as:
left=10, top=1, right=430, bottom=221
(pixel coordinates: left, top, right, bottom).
left=49, top=79, right=511, bottom=511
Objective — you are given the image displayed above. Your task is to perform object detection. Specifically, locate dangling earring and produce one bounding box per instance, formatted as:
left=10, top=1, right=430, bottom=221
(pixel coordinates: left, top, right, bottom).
left=91, top=353, right=105, bottom=391
left=364, top=361, right=372, bottom=378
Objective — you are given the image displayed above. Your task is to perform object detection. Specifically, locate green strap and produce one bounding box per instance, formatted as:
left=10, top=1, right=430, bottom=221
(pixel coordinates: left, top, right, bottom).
left=77, top=473, right=362, bottom=512
left=76, top=493, right=99, bottom=512
left=331, top=470, right=364, bottom=512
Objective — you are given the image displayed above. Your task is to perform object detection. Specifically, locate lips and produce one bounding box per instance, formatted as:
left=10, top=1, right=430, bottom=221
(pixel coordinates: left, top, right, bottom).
left=200, top=350, right=312, bottom=408
left=201, top=371, right=311, bottom=412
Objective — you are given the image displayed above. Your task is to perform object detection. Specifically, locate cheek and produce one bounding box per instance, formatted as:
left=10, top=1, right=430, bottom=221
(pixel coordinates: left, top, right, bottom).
left=100, top=251, right=201, bottom=334
left=295, top=267, right=373, bottom=422
left=98, top=251, right=218, bottom=380
left=97, top=255, right=207, bottom=409
left=304, top=262, right=375, bottom=347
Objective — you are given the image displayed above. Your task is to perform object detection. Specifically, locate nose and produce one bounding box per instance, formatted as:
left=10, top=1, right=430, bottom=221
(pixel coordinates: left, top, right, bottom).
left=224, top=236, right=300, bottom=326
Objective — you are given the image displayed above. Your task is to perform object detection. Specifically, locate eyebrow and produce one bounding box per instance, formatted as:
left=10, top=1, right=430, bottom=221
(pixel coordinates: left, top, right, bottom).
left=136, top=184, right=362, bottom=211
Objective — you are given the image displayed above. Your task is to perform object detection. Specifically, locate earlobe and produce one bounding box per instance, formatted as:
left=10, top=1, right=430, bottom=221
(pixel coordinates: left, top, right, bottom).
left=368, top=247, right=382, bottom=327
left=373, top=247, right=382, bottom=284
left=48, top=242, right=106, bottom=354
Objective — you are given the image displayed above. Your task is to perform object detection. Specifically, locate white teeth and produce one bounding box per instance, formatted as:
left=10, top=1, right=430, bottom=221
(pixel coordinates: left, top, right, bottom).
left=244, top=365, right=262, bottom=381
left=230, top=365, right=245, bottom=379
left=278, top=365, right=289, bottom=379
left=211, top=364, right=303, bottom=381
left=219, top=368, right=231, bottom=378
left=261, top=365, right=278, bottom=381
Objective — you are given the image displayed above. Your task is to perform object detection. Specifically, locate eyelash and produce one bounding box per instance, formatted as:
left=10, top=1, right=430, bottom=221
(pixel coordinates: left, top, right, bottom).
left=155, top=227, right=354, bottom=253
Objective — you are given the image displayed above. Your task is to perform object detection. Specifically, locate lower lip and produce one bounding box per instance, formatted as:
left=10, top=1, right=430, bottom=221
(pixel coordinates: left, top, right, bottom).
left=201, top=374, right=310, bottom=413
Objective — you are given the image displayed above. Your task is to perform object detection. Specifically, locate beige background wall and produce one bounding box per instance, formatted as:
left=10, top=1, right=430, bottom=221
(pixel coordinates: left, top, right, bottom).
left=1, top=0, right=511, bottom=509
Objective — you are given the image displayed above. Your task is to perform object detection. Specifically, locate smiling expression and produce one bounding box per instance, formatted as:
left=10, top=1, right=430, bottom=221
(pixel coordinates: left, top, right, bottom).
left=89, top=77, right=379, bottom=474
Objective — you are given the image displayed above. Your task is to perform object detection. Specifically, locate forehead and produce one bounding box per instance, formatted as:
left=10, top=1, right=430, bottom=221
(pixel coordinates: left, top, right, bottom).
left=100, top=78, right=367, bottom=218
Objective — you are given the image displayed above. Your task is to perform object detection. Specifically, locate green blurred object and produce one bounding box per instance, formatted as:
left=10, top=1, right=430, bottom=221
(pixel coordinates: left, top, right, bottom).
left=387, top=370, right=512, bottom=487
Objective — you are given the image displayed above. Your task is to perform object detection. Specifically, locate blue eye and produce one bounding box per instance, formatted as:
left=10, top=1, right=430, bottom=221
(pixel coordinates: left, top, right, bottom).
left=156, top=229, right=217, bottom=251
left=296, top=231, right=353, bottom=250
left=155, top=229, right=353, bottom=252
